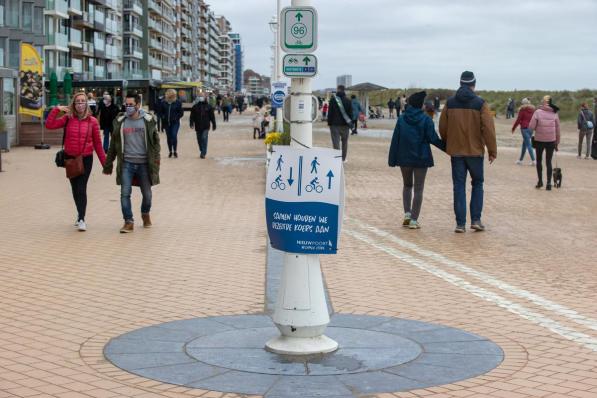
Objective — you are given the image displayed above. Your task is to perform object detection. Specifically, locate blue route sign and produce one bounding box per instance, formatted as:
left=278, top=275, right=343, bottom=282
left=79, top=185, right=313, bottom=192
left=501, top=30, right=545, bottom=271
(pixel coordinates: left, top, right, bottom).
left=271, top=81, right=287, bottom=109
left=266, top=147, right=344, bottom=254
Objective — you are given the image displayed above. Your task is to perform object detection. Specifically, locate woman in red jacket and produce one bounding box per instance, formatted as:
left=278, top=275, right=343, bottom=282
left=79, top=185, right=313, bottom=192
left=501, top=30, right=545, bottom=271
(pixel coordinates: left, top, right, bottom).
left=511, top=98, right=536, bottom=165
left=46, top=92, right=106, bottom=231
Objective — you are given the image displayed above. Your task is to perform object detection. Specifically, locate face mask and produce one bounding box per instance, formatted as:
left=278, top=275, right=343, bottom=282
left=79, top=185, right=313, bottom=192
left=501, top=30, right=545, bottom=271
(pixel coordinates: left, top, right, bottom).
left=103, top=98, right=111, bottom=105
left=75, top=103, right=87, bottom=113
left=125, top=106, right=136, bottom=116
left=198, top=97, right=205, bottom=103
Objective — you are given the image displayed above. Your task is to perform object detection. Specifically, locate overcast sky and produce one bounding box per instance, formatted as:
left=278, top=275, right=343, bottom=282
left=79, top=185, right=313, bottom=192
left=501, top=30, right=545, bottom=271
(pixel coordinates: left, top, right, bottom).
left=210, top=0, right=597, bottom=91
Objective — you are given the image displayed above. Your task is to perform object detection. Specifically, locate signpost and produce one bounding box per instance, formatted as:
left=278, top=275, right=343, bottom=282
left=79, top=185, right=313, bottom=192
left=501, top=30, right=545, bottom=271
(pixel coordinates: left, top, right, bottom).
left=266, top=146, right=343, bottom=254
left=270, top=81, right=287, bottom=110
left=282, top=54, right=317, bottom=78
left=266, top=0, right=339, bottom=356
left=280, top=6, right=318, bottom=53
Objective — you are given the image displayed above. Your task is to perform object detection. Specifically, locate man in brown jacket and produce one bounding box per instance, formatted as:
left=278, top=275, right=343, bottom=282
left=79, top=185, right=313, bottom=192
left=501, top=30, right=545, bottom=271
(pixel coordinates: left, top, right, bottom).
left=439, top=71, right=497, bottom=233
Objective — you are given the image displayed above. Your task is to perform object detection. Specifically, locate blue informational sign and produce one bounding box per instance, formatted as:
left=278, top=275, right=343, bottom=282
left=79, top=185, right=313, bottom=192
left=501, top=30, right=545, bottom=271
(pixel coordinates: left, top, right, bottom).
left=265, top=146, right=344, bottom=254
left=271, top=81, right=287, bottom=109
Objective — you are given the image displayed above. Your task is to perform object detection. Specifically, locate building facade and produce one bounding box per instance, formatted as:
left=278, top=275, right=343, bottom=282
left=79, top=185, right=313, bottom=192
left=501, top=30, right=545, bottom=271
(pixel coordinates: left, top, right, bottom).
left=229, top=32, right=242, bottom=93
left=243, top=69, right=269, bottom=97
left=336, top=74, right=352, bottom=88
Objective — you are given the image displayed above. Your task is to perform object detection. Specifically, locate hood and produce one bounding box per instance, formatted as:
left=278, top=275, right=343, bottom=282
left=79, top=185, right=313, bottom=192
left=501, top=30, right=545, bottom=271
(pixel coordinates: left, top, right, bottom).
left=336, top=92, right=346, bottom=98
left=403, top=105, right=426, bottom=125
left=539, top=105, right=554, bottom=113
left=455, top=85, right=476, bottom=102
left=519, top=104, right=535, bottom=112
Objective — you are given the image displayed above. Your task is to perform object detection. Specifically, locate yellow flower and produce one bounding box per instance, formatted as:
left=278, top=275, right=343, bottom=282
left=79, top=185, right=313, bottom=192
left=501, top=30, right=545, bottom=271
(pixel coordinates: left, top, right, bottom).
left=264, top=132, right=282, bottom=145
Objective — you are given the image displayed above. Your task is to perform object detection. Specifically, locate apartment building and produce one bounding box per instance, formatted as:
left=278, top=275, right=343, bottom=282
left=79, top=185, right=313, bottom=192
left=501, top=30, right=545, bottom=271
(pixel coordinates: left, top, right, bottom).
left=216, top=16, right=234, bottom=93
left=228, top=32, right=242, bottom=92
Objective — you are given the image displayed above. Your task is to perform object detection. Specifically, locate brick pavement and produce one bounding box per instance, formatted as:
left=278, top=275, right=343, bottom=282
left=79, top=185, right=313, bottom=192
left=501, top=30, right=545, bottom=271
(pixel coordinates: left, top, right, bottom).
left=0, top=111, right=596, bottom=397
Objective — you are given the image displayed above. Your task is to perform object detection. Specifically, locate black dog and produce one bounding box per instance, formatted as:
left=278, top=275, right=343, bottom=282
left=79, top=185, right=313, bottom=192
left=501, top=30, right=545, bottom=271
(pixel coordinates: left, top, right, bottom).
left=553, top=167, right=562, bottom=188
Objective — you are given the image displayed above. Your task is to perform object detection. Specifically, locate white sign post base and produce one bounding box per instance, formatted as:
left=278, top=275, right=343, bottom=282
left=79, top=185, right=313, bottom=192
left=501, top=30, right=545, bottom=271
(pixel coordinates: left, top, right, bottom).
left=265, top=254, right=337, bottom=355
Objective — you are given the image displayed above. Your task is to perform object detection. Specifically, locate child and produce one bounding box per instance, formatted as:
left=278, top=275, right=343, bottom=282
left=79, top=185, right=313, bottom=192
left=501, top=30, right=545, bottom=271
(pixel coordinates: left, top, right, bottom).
left=252, top=107, right=263, bottom=139
left=388, top=91, right=445, bottom=229
left=322, top=102, right=329, bottom=121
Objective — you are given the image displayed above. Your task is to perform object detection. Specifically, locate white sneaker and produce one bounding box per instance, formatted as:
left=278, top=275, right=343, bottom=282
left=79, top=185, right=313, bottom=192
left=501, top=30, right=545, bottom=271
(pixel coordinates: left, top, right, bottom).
left=515, top=160, right=523, bottom=165
left=77, top=220, right=87, bottom=232
left=529, top=161, right=536, bottom=166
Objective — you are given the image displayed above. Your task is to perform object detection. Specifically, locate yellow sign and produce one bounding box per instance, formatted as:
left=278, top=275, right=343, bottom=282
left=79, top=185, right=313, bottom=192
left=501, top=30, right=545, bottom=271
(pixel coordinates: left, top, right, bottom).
left=19, top=43, right=43, bottom=117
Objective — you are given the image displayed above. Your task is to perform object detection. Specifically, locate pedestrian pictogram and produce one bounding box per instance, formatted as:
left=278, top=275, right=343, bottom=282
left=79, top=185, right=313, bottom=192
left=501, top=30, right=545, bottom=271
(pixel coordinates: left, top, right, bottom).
left=310, top=157, right=320, bottom=174
left=280, top=7, right=318, bottom=53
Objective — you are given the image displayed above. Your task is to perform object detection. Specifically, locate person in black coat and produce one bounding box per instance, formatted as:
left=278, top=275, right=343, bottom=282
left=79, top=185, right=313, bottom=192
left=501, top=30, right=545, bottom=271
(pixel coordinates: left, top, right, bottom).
left=327, top=85, right=353, bottom=161
left=97, top=94, right=120, bottom=152
left=159, top=89, right=184, bottom=158
left=190, top=93, right=216, bottom=159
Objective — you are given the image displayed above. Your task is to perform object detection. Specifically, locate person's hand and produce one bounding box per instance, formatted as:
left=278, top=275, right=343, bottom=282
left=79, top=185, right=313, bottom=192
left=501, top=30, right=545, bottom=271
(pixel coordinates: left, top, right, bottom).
left=555, top=145, right=559, bottom=152
left=489, top=155, right=496, bottom=164
left=58, top=105, right=70, bottom=113
left=102, top=169, right=111, bottom=175
left=511, top=129, right=515, bottom=134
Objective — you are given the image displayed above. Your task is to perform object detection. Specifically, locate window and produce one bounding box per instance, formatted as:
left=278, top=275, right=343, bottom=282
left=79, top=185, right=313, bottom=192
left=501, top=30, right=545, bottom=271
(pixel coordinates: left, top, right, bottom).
left=3, top=78, right=15, bottom=116
left=8, top=39, right=19, bottom=69
left=22, top=3, right=32, bottom=32
left=33, top=7, right=43, bottom=34
left=0, top=0, right=5, bottom=27
left=0, top=38, right=5, bottom=67
left=6, top=0, right=18, bottom=28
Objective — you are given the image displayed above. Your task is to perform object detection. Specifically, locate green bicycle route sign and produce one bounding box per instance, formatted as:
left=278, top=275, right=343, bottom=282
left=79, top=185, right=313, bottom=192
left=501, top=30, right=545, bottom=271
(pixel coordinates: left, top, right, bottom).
left=280, top=6, right=318, bottom=53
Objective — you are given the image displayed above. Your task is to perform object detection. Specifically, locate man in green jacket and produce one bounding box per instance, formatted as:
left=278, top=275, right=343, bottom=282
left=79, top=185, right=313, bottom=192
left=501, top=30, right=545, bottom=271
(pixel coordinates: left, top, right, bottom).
left=103, top=93, right=161, bottom=233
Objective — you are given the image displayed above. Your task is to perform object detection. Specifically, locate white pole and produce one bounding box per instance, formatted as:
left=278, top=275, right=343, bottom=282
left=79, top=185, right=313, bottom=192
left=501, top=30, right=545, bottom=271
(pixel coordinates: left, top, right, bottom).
left=266, top=0, right=338, bottom=356
left=274, top=0, right=284, bottom=133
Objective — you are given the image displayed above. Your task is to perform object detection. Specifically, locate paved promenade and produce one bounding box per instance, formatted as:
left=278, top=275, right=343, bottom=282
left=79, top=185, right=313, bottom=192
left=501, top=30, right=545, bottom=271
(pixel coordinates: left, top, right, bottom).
left=0, top=111, right=596, bottom=398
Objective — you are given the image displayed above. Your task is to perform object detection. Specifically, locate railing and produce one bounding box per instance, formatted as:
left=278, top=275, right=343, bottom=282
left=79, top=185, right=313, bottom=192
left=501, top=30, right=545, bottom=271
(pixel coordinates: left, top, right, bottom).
left=105, top=19, right=120, bottom=35
left=105, top=45, right=119, bottom=59
left=162, top=45, right=175, bottom=56
left=105, top=0, right=119, bottom=11
left=123, top=0, right=143, bottom=15
left=94, top=38, right=105, bottom=52
left=46, top=0, right=69, bottom=15
left=148, top=18, right=161, bottom=31
left=71, top=59, right=83, bottom=73
left=69, top=28, right=82, bottom=44
left=148, top=0, right=160, bottom=13
left=94, top=9, right=105, bottom=25
left=68, top=0, right=82, bottom=14
left=82, top=41, right=94, bottom=54
left=149, top=56, right=161, bottom=68
left=149, top=38, right=161, bottom=50
left=95, top=65, right=105, bottom=79
left=47, top=32, right=69, bottom=48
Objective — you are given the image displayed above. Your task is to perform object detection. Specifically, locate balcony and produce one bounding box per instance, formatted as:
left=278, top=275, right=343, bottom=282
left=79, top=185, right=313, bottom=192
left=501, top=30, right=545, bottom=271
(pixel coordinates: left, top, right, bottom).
left=149, top=38, right=161, bottom=50
left=46, top=32, right=69, bottom=50
left=148, top=0, right=161, bottom=13
left=68, top=28, right=82, bottom=48
left=68, top=0, right=82, bottom=15
left=162, top=45, right=175, bottom=56
left=73, top=11, right=94, bottom=29
left=105, top=45, right=120, bottom=59
left=124, top=47, right=143, bottom=59
left=45, top=0, right=69, bottom=18
left=71, top=58, right=83, bottom=73
left=181, top=55, right=191, bottom=65
left=149, top=56, right=161, bottom=68
left=105, top=0, right=119, bottom=11
left=94, top=65, right=105, bottom=79
left=124, top=23, right=143, bottom=38
left=162, top=9, right=175, bottom=23
left=94, top=9, right=105, bottom=30
left=105, top=19, right=120, bottom=35
left=81, top=41, right=94, bottom=56
left=148, top=19, right=161, bottom=32
left=124, top=70, right=145, bottom=80
left=162, top=28, right=175, bottom=40
left=124, top=0, right=143, bottom=16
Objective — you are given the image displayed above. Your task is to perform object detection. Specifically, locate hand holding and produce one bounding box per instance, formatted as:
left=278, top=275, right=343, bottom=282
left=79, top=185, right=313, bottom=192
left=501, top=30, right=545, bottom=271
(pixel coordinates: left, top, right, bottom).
left=489, top=155, right=496, bottom=164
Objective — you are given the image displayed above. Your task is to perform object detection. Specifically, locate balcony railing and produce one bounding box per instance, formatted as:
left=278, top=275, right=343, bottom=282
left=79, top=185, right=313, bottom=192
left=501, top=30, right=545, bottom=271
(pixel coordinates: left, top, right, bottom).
left=95, top=65, right=105, bottom=79
left=68, top=0, right=82, bottom=14
left=124, top=47, right=143, bottom=59
left=94, top=9, right=105, bottom=25
left=46, top=32, right=69, bottom=48
left=94, top=39, right=105, bottom=52
left=148, top=18, right=161, bottom=31
left=105, top=19, right=120, bottom=35
left=124, top=70, right=145, bottom=79
left=148, top=0, right=160, bottom=13
left=124, top=0, right=143, bottom=15
left=71, top=59, right=83, bottom=73
left=124, top=23, right=143, bottom=37
left=105, top=45, right=119, bottom=59
left=149, top=56, right=161, bottom=68
left=105, top=0, right=118, bottom=11
left=45, top=0, right=69, bottom=17
left=149, top=38, right=161, bottom=50
left=68, top=28, right=82, bottom=47
left=82, top=41, right=94, bottom=55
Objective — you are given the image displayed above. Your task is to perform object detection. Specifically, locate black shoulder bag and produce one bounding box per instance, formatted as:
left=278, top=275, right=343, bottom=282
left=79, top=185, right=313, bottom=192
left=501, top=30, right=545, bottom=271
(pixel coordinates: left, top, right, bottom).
left=54, top=117, right=69, bottom=168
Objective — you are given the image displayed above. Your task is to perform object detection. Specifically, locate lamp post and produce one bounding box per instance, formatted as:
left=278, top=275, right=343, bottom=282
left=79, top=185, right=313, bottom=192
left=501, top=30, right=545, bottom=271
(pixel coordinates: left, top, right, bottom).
left=268, top=1, right=284, bottom=133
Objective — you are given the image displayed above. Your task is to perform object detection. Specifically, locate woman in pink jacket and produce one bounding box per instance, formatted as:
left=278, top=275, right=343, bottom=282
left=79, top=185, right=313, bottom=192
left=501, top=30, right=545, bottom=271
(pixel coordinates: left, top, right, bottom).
left=46, top=92, right=106, bottom=231
left=528, top=95, right=560, bottom=191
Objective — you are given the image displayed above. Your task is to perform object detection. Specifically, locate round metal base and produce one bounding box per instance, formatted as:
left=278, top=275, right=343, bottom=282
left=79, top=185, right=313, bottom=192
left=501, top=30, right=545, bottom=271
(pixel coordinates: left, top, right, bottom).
left=265, top=334, right=338, bottom=355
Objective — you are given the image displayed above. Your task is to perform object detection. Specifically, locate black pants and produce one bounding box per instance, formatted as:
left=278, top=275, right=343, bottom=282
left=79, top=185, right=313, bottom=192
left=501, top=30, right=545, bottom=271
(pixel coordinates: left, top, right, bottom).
left=535, top=141, right=556, bottom=184
left=69, top=155, right=93, bottom=221
left=352, top=120, right=358, bottom=134
left=223, top=109, right=229, bottom=121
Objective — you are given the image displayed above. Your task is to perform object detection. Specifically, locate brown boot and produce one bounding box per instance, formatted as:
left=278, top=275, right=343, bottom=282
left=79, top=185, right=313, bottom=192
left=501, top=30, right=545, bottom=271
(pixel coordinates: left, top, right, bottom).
left=141, top=213, right=152, bottom=228
left=120, top=221, right=134, bottom=233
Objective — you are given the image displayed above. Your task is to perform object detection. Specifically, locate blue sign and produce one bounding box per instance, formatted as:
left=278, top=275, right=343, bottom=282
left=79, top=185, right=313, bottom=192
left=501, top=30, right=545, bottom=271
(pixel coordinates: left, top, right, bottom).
left=270, top=81, right=287, bottom=109
left=265, top=147, right=344, bottom=254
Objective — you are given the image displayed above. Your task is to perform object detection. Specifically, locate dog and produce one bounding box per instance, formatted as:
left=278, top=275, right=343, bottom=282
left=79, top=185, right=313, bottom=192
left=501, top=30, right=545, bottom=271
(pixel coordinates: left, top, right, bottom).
left=553, top=167, right=562, bottom=188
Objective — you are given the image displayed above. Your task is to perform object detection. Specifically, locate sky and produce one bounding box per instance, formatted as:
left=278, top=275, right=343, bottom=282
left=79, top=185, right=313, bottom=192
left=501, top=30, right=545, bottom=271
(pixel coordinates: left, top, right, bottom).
left=210, top=0, right=597, bottom=91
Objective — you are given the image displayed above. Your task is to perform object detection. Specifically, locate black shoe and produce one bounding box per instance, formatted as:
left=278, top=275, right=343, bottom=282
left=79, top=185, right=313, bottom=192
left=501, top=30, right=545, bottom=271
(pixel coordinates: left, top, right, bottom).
left=200, top=154, right=205, bottom=159
left=535, top=181, right=543, bottom=189
left=546, top=184, right=552, bottom=191
left=174, top=152, right=178, bottom=158
left=168, top=152, right=173, bottom=158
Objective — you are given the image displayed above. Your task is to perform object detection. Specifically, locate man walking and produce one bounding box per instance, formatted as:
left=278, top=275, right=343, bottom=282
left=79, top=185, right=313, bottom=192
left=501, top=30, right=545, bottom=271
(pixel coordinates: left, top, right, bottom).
left=350, top=94, right=363, bottom=135
left=190, top=93, right=216, bottom=159
left=327, top=85, right=353, bottom=161
left=103, top=94, right=161, bottom=233
left=97, top=93, right=120, bottom=153
left=387, top=98, right=396, bottom=119
left=439, top=71, right=497, bottom=233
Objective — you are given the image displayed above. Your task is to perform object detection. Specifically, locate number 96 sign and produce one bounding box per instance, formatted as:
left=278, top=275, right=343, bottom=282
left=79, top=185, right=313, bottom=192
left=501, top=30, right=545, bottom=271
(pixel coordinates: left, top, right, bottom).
left=281, top=6, right=318, bottom=53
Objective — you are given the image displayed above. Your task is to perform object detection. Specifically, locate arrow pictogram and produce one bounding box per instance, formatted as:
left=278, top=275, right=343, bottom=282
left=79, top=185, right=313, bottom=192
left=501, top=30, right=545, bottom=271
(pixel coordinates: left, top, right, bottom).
left=296, top=12, right=303, bottom=21
left=303, top=56, right=311, bottom=65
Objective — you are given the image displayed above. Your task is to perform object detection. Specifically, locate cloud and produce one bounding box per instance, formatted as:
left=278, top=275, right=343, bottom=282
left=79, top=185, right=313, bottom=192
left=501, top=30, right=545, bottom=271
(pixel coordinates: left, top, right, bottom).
left=211, top=0, right=597, bottom=90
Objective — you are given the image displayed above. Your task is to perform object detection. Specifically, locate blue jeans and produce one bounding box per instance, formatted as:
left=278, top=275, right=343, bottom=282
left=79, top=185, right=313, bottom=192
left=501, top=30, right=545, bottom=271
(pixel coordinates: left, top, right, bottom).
left=165, top=122, right=180, bottom=153
left=121, top=161, right=152, bottom=222
left=102, top=127, right=111, bottom=153
left=196, top=129, right=209, bottom=156
left=451, top=156, right=484, bottom=227
left=519, top=128, right=535, bottom=161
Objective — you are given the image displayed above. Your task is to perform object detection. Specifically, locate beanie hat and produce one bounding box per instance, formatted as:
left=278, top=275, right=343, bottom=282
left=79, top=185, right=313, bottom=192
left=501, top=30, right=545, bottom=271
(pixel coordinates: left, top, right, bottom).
left=460, top=71, right=476, bottom=86
left=407, top=91, right=426, bottom=109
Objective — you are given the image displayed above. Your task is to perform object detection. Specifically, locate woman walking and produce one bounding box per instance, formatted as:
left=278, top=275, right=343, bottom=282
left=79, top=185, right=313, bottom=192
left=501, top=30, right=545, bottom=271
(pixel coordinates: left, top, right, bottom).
left=511, top=98, right=536, bottom=165
left=529, top=95, right=560, bottom=190
left=46, top=92, right=105, bottom=231
left=388, top=91, right=445, bottom=229
left=159, top=89, right=184, bottom=158
left=577, top=103, right=594, bottom=159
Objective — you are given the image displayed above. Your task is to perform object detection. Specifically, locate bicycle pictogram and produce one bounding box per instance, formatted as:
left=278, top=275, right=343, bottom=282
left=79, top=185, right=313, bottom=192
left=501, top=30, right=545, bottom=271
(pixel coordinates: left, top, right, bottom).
left=271, top=175, right=286, bottom=190
left=305, top=177, right=323, bottom=193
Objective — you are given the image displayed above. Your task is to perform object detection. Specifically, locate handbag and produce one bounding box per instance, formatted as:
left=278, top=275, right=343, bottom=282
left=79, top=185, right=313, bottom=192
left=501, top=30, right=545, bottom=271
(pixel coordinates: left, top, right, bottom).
left=54, top=117, right=69, bottom=168
left=580, top=109, right=594, bottom=130
left=64, top=122, right=90, bottom=179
